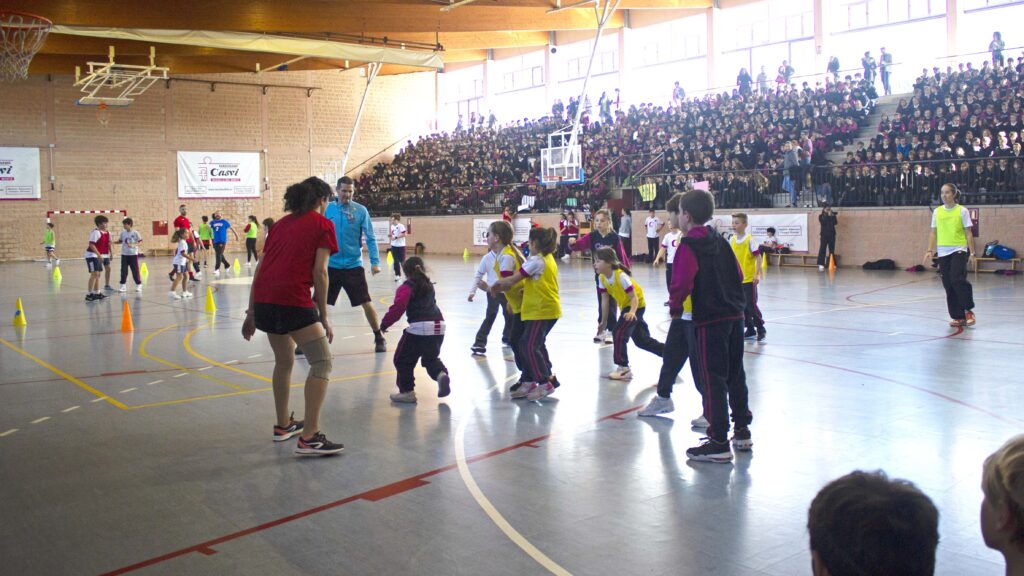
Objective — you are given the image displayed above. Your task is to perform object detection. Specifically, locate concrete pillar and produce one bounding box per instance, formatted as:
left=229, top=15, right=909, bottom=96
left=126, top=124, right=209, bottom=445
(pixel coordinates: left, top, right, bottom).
left=706, top=6, right=718, bottom=91
left=618, top=24, right=630, bottom=108
left=946, top=0, right=959, bottom=57
left=814, top=0, right=829, bottom=75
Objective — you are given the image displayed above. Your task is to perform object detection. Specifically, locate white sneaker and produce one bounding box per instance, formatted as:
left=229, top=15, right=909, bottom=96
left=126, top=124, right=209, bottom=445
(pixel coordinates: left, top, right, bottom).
left=169, top=291, right=182, bottom=300
left=194, top=271, right=202, bottom=279
left=46, top=262, right=52, bottom=268
left=560, top=254, right=570, bottom=262
left=214, top=270, right=221, bottom=277
left=182, top=291, right=194, bottom=299
left=527, top=382, right=555, bottom=401
left=608, top=366, right=632, bottom=380
left=639, top=396, right=675, bottom=417
left=55, top=259, right=60, bottom=266
left=603, top=330, right=614, bottom=344
left=246, top=262, right=251, bottom=268
left=690, top=415, right=709, bottom=428
left=118, top=284, right=127, bottom=292
left=136, top=285, right=143, bottom=294
left=394, top=276, right=401, bottom=283
left=818, top=265, right=825, bottom=271
left=511, top=382, right=536, bottom=399
left=389, top=390, right=417, bottom=403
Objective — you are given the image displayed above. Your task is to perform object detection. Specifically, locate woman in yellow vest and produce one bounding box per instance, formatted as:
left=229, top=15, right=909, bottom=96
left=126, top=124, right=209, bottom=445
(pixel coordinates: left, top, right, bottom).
left=594, top=247, right=665, bottom=381
left=923, top=183, right=977, bottom=327
left=492, top=227, right=561, bottom=401
left=244, top=215, right=260, bottom=268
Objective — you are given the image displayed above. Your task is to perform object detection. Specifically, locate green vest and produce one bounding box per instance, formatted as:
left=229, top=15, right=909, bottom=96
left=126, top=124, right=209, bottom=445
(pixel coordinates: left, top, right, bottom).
left=245, top=222, right=259, bottom=239
left=935, top=204, right=968, bottom=247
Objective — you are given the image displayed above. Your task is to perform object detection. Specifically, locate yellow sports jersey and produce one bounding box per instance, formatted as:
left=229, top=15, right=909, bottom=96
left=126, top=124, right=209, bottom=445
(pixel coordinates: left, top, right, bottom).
left=935, top=204, right=968, bottom=248
left=599, top=269, right=646, bottom=311
left=730, top=234, right=757, bottom=284
left=495, top=245, right=524, bottom=313
left=521, top=253, right=561, bottom=321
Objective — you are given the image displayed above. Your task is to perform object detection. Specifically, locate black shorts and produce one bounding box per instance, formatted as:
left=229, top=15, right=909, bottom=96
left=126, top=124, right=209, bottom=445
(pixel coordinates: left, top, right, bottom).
left=86, top=258, right=103, bottom=273
left=328, top=266, right=371, bottom=307
left=102, top=256, right=111, bottom=269
left=254, top=303, right=320, bottom=335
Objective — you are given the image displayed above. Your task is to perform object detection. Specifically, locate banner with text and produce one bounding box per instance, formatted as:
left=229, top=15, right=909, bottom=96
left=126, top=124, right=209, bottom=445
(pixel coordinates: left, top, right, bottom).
left=0, top=147, right=41, bottom=200
left=177, top=151, right=260, bottom=199
left=710, top=212, right=809, bottom=252
left=473, top=217, right=532, bottom=246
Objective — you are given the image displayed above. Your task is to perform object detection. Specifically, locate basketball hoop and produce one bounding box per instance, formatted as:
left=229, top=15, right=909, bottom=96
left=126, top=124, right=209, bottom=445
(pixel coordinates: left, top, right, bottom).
left=96, top=102, right=110, bottom=127
left=0, top=11, right=52, bottom=82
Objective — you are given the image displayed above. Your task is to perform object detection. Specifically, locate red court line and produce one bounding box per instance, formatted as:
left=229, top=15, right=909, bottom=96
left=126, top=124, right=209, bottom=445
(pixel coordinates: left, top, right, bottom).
left=844, top=278, right=930, bottom=304
left=97, top=430, right=563, bottom=575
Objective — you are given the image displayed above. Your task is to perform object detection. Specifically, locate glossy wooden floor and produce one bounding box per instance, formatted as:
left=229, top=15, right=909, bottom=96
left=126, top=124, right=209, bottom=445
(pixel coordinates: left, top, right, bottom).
left=1, top=255, right=1019, bottom=575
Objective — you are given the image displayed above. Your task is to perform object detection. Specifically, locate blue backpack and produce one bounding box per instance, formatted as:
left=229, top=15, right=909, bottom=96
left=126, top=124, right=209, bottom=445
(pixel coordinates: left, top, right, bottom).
left=993, top=245, right=1016, bottom=260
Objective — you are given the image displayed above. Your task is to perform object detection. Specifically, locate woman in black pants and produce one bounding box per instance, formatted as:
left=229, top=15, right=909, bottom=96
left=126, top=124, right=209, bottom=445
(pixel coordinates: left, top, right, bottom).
left=244, top=215, right=260, bottom=267
left=817, top=204, right=838, bottom=271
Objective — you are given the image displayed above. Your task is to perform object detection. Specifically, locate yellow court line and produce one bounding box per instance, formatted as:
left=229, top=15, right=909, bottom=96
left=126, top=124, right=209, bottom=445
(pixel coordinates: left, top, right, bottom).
left=183, top=321, right=396, bottom=384
left=0, top=337, right=128, bottom=410
left=139, top=324, right=249, bottom=391
left=454, top=375, right=573, bottom=576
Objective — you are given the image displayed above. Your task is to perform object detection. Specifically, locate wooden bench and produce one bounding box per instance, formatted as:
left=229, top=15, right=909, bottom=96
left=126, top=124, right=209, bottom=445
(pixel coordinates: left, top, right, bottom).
left=974, top=256, right=1021, bottom=277
left=770, top=252, right=836, bottom=268
left=148, top=247, right=175, bottom=257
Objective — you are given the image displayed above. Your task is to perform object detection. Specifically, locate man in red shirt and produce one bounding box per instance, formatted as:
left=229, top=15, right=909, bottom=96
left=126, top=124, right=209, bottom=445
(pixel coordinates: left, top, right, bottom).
left=171, top=204, right=201, bottom=281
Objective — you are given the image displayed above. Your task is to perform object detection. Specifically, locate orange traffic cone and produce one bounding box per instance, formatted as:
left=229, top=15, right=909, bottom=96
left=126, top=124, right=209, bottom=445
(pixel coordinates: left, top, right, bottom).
left=828, top=254, right=837, bottom=272
left=121, top=300, right=134, bottom=332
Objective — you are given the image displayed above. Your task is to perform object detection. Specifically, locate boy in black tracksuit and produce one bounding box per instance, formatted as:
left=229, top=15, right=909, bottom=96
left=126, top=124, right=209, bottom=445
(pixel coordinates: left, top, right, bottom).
left=666, top=190, right=753, bottom=463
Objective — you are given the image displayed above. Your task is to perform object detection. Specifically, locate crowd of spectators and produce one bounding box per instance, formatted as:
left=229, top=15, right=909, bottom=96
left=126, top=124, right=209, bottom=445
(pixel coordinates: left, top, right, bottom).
left=821, top=54, right=1024, bottom=206
left=357, top=70, right=876, bottom=214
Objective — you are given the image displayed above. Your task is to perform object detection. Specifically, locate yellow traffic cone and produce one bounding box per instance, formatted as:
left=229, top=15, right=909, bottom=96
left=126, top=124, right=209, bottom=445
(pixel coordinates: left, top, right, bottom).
left=232, top=258, right=241, bottom=275
left=52, top=266, right=62, bottom=281
left=205, top=286, right=217, bottom=314
left=386, top=249, right=394, bottom=267
left=121, top=300, right=134, bottom=332
left=12, top=297, right=27, bottom=327
left=828, top=254, right=837, bottom=272
left=140, top=261, right=149, bottom=281
left=462, top=248, right=469, bottom=262
left=761, top=251, right=767, bottom=269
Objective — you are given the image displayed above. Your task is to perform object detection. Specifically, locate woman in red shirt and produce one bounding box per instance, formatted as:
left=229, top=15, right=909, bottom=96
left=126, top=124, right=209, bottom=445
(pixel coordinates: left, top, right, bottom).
left=242, top=177, right=344, bottom=456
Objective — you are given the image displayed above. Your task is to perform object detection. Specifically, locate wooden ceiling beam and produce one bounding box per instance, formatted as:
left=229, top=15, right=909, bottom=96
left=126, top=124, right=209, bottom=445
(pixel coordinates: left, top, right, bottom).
left=3, top=1, right=627, bottom=34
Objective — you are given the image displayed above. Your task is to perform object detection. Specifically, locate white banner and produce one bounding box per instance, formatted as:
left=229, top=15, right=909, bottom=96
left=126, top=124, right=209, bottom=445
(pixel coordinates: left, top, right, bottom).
left=177, top=151, right=260, bottom=199
left=372, top=219, right=389, bottom=245
left=0, top=147, right=41, bottom=200
left=710, top=212, right=809, bottom=252
left=473, top=217, right=532, bottom=246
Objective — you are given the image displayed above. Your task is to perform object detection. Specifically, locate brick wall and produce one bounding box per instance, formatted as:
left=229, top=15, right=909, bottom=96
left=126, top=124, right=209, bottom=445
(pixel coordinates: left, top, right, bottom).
left=0, top=69, right=435, bottom=261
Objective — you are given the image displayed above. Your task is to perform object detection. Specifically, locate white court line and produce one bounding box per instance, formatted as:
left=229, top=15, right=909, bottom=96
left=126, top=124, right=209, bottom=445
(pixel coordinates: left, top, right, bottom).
left=342, top=335, right=355, bottom=340
left=173, top=373, right=188, bottom=378
left=247, top=354, right=262, bottom=358
left=61, top=406, right=80, bottom=413
left=121, top=387, right=137, bottom=393
left=197, top=366, right=212, bottom=371
left=31, top=417, right=50, bottom=424
left=147, top=380, right=164, bottom=386
left=91, top=397, right=105, bottom=403
left=0, top=429, right=18, bottom=437
left=454, top=375, right=572, bottom=576
left=225, top=360, right=239, bottom=365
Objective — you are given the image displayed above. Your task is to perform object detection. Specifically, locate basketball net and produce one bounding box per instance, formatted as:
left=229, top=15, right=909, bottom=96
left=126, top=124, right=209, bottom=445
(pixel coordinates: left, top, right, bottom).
left=0, top=11, right=52, bottom=82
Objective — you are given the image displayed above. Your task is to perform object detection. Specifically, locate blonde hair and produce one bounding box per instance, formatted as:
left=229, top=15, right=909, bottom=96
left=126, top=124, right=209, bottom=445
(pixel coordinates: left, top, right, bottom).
left=732, top=212, right=748, bottom=223
left=983, top=434, right=1024, bottom=545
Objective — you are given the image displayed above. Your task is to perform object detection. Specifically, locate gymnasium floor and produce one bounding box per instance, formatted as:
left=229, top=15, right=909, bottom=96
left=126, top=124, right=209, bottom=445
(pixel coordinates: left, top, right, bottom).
left=1, top=254, right=1019, bottom=576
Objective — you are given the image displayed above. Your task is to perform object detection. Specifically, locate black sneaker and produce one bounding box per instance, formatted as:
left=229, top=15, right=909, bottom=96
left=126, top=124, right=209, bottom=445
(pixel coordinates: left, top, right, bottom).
left=686, top=437, right=733, bottom=463
left=85, top=293, right=98, bottom=301
left=437, top=372, right=451, bottom=398
left=756, top=328, right=767, bottom=342
left=732, top=427, right=753, bottom=451
left=743, top=327, right=756, bottom=339
left=470, top=345, right=486, bottom=356
left=548, top=374, right=561, bottom=389
left=273, top=412, right=304, bottom=442
left=94, top=292, right=107, bottom=300
left=295, top=432, right=344, bottom=456
left=509, top=380, right=524, bottom=393
left=168, top=272, right=175, bottom=282
left=375, top=338, right=387, bottom=353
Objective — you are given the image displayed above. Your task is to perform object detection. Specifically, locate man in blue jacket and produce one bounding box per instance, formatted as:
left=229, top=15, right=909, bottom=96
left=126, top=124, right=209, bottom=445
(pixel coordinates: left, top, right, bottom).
left=299, top=176, right=386, bottom=355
